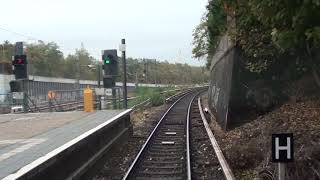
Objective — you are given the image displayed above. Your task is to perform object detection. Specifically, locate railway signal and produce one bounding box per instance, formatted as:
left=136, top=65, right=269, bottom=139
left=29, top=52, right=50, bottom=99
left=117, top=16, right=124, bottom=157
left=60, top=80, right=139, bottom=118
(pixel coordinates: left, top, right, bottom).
left=102, top=49, right=118, bottom=88
left=12, top=42, right=28, bottom=80
left=102, top=49, right=118, bottom=76
left=9, top=80, right=22, bottom=92
left=103, top=77, right=115, bottom=88
left=13, top=55, right=27, bottom=65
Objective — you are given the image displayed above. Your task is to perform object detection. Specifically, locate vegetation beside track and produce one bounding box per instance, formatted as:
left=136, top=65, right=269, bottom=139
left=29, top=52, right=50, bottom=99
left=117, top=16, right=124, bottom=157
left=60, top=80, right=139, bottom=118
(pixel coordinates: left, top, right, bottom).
left=193, top=0, right=320, bottom=85
left=128, top=86, right=178, bottom=108
left=203, top=81, right=320, bottom=179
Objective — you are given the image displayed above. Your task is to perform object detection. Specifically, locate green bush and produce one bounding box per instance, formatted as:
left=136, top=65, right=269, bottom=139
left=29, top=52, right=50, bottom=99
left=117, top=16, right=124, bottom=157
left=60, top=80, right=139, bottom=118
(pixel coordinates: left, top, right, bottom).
left=193, top=0, right=320, bottom=77
left=132, top=86, right=167, bottom=107
left=150, top=92, right=164, bottom=106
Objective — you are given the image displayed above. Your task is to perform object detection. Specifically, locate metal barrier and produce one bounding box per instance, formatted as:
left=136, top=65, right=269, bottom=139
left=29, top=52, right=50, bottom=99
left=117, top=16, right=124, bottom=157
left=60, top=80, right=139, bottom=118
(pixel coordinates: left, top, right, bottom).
left=1, top=86, right=194, bottom=114
left=0, top=93, right=13, bottom=113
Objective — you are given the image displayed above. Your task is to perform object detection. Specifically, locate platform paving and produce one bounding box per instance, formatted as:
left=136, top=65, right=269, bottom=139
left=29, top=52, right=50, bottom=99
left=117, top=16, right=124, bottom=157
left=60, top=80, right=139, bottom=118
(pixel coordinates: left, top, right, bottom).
left=0, top=110, right=127, bottom=179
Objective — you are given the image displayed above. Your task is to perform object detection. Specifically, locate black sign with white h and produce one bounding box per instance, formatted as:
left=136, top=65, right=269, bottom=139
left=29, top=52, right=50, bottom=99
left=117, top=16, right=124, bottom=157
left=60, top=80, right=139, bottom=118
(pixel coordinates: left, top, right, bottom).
left=272, top=133, right=294, bottom=162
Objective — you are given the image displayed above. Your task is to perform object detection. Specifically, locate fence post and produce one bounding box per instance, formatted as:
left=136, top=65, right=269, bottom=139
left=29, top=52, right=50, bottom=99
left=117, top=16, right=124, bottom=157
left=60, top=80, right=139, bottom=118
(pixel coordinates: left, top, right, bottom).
left=49, top=99, right=53, bottom=112
left=112, top=88, right=117, bottom=109
left=118, top=88, right=121, bottom=108
left=23, top=92, right=28, bottom=113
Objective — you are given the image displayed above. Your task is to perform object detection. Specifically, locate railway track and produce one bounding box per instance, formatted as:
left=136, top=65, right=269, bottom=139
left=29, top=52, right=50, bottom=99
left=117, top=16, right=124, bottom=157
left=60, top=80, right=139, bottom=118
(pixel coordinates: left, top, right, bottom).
left=122, top=91, right=197, bottom=180
left=121, top=89, right=235, bottom=180
left=189, top=98, right=225, bottom=179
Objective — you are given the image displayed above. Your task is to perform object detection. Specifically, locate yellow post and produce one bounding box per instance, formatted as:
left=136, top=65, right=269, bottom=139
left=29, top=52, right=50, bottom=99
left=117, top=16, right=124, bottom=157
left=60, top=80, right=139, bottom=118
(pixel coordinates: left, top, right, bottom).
left=83, top=86, right=94, bottom=112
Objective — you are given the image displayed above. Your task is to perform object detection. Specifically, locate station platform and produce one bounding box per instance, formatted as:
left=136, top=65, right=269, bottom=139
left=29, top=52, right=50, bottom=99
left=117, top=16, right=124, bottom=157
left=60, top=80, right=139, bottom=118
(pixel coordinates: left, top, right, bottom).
left=0, top=110, right=132, bottom=179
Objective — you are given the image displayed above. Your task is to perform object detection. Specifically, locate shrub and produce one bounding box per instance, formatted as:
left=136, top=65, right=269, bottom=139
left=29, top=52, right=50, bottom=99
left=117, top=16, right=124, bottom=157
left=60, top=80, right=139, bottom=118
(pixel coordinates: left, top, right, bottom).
left=150, top=92, right=164, bottom=106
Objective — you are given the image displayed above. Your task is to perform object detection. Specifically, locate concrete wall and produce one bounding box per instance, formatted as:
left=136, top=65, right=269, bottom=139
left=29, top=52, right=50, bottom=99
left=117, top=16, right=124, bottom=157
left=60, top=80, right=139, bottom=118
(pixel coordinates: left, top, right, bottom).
left=208, top=34, right=235, bottom=130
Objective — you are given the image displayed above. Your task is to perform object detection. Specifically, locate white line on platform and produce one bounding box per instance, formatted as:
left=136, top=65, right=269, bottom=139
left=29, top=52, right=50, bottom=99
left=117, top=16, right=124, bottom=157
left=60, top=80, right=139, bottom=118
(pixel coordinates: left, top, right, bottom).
left=14, top=117, right=35, bottom=121
left=0, top=139, right=24, bottom=145
left=0, top=139, right=46, bottom=162
left=2, top=109, right=132, bottom=180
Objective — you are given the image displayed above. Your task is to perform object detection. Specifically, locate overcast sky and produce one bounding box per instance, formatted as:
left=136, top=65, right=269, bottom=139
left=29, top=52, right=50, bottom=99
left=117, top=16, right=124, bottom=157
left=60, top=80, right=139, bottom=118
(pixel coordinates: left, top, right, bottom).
left=0, top=0, right=207, bottom=66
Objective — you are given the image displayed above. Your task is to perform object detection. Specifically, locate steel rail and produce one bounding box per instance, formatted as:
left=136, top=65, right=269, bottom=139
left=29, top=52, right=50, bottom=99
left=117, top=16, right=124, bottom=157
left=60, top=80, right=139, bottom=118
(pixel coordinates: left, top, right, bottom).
left=122, top=91, right=195, bottom=180
left=186, top=92, right=201, bottom=180
left=198, top=97, right=236, bottom=180
left=131, top=98, right=150, bottom=110
left=165, top=88, right=191, bottom=103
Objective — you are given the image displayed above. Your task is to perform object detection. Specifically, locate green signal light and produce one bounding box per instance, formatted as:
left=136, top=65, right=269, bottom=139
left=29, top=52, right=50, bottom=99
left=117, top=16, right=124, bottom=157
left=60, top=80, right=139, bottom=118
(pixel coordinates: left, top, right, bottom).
left=104, top=57, right=111, bottom=64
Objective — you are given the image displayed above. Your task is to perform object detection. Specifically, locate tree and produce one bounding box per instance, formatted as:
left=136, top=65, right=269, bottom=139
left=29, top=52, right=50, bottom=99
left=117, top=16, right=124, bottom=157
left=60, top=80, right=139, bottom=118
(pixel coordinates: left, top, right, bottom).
left=193, top=0, right=320, bottom=85
left=0, top=40, right=208, bottom=84
left=63, top=46, right=97, bottom=80
left=0, top=41, right=15, bottom=62
left=26, top=42, right=64, bottom=77
left=192, top=0, right=227, bottom=69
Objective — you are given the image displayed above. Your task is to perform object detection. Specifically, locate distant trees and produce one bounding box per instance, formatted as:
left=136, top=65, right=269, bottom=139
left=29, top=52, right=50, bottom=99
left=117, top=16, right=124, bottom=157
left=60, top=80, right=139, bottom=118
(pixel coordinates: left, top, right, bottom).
left=118, top=58, right=208, bottom=85
left=0, top=41, right=15, bottom=61
left=0, top=41, right=208, bottom=85
left=63, top=46, right=97, bottom=80
left=27, top=42, right=64, bottom=77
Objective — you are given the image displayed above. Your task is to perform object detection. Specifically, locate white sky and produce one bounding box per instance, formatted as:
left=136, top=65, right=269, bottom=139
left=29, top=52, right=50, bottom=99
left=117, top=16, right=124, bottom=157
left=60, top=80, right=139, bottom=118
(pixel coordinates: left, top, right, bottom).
left=0, top=0, right=208, bottom=66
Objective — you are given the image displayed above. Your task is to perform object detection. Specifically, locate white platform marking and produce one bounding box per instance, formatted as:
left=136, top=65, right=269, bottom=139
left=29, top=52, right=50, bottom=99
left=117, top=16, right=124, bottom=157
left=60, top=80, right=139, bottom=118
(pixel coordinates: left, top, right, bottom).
left=14, top=117, right=35, bottom=121
left=0, top=138, right=46, bottom=162
left=0, top=139, right=24, bottom=145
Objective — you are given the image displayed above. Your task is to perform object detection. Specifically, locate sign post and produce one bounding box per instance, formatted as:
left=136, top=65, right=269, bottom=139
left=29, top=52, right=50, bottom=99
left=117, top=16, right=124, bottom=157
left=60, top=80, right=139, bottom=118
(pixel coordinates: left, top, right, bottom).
left=120, top=39, right=127, bottom=109
left=278, top=163, right=285, bottom=180
left=97, top=64, right=102, bottom=110
left=272, top=133, right=294, bottom=180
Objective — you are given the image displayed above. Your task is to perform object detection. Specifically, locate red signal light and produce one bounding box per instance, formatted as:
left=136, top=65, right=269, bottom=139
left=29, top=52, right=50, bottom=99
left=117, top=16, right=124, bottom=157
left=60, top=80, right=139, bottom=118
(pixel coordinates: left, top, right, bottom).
left=13, top=55, right=27, bottom=65
left=17, top=59, right=23, bottom=64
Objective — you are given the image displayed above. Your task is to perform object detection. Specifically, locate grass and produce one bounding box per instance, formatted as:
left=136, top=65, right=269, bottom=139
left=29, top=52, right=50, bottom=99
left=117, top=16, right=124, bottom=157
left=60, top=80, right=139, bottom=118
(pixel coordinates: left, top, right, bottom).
left=128, top=86, right=177, bottom=108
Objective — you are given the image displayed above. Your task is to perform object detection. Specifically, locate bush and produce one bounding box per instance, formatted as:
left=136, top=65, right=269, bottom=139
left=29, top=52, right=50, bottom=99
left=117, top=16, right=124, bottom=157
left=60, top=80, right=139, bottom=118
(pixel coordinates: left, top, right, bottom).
left=133, top=86, right=166, bottom=107
left=150, top=92, right=164, bottom=106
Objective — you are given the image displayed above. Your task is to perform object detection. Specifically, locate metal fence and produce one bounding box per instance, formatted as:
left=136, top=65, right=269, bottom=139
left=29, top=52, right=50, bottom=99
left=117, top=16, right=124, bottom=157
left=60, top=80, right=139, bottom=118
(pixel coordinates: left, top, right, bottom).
left=0, top=93, right=13, bottom=113
left=0, top=86, right=126, bottom=113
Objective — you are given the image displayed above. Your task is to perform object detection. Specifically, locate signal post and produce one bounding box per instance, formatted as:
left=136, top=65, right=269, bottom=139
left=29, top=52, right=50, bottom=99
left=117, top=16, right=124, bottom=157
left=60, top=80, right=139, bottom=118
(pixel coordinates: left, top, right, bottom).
left=102, top=49, right=118, bottom=109
left=10, top=42, right=29, bottom=112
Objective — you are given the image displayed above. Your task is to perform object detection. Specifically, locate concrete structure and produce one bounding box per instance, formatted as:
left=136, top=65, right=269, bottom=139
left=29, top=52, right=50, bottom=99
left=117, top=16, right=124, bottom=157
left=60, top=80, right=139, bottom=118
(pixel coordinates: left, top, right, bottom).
left=208, top=34, right=235, bottom=130
left=0, top=110, right=131, bottom=179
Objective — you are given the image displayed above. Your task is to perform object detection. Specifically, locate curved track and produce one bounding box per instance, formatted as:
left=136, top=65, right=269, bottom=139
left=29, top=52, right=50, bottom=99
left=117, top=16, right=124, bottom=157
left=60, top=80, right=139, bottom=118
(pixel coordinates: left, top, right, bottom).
left=122, top=91, right=199, bottom=180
